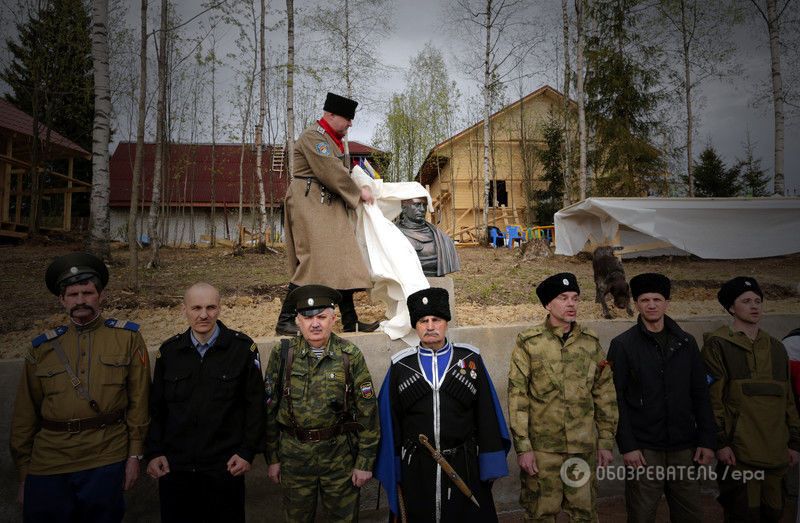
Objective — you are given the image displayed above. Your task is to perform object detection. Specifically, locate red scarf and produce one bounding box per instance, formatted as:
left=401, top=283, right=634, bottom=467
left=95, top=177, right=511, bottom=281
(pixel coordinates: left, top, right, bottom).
left=317, top=118, right=344, bottom=153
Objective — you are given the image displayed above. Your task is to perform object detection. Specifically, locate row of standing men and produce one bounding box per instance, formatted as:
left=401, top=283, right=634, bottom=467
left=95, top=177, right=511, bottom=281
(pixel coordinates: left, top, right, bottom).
left=9, top=252, right=800, bottom=522
left=11, top=254, right=800, bottom=521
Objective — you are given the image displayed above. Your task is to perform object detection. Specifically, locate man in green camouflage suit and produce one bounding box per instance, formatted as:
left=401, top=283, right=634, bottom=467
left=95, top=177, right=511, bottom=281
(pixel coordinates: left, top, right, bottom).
left=508, top=272, right=618, bottom=522
left=264, top=285, right=379, bottom=522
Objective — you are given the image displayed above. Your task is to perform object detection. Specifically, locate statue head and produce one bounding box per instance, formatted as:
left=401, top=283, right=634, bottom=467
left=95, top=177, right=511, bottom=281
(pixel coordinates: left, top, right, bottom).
left=399, top=198, right=428, bottom=227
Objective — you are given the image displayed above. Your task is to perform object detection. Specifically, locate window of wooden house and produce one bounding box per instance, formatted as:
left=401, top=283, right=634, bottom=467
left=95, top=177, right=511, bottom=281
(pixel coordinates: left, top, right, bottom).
left=488, top=180, right=508, bottom=207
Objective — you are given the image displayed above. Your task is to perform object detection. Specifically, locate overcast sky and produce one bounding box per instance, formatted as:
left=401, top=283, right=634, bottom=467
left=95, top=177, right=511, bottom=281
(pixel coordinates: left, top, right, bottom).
left=1, top=0, right=796, bottom=194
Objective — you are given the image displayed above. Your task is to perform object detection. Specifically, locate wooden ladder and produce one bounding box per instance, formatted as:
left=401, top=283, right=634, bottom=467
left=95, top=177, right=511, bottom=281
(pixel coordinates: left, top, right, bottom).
left=271, top=145, right=285, bottom=174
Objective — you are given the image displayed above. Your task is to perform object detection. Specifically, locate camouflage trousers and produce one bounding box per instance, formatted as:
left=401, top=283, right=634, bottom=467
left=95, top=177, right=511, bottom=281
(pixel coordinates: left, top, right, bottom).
left=519, top=451, right=596, bottom=523
left=717, top=462, right=787, bottom=522
left=279, top=433, right=360, bottom=523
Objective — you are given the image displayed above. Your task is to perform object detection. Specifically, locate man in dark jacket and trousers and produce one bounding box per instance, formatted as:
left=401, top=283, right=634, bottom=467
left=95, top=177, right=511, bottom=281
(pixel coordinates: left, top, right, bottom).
left=145, top=283, right=265, bottom=523
left=703, top=276, right=800, bottom=522
left=375, top=288, right=510, bottom=522
left=607, top=273, right=716, bottom=522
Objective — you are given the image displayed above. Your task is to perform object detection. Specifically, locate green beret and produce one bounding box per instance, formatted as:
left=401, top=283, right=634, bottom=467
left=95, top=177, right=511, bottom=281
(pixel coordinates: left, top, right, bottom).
left=45, top=252, right=108, bottom=295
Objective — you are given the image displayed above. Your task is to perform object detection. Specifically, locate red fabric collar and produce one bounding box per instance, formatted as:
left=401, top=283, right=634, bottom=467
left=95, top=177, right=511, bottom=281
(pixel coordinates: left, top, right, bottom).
left=317, top=118, right=344, bottom=152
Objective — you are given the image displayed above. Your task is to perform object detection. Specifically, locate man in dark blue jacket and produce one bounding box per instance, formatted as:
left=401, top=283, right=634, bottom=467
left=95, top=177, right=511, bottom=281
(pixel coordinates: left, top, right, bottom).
left=607, top=273, right=716, bottom=523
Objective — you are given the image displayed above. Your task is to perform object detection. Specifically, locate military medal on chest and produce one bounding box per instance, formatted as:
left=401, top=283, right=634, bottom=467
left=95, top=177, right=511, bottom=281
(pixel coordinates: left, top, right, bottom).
left=468, top=360, right=477, bottom=379
left=457, top=358, right=467, bottom=375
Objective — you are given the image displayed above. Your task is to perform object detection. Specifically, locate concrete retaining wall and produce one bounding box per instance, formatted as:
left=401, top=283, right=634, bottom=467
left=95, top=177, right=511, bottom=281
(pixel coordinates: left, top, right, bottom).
left=1, top=314, right=798, bottom=521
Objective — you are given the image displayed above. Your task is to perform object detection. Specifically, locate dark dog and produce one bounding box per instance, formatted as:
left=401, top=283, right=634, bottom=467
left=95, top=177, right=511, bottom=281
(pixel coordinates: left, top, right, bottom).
left=592, top=246, right=633, bottom=319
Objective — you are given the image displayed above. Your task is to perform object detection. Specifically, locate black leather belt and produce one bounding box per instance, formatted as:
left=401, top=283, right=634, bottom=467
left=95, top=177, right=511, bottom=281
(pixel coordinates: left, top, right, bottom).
left=41, top=409, right=125, bottom=433
left=281, top=422, right=362, bottom=442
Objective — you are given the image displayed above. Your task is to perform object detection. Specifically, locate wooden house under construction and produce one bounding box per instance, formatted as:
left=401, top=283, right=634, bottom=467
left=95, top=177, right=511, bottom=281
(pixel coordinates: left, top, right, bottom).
left=416, top=85, right=572, bottom=241
left=0, top=99, right=90, bottom=240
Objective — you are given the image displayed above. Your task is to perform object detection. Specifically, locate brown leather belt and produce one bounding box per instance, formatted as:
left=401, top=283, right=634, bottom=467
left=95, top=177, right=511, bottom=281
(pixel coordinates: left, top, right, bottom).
left=41, top=409, right=125, bottom=433
left=281, top=422, right=362, bottom=442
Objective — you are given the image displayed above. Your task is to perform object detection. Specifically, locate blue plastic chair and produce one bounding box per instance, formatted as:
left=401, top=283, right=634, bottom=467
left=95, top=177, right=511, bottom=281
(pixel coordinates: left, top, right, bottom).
left=506, top=225, right=523, bottom=249
left=488, top=227, right=505, bottom=248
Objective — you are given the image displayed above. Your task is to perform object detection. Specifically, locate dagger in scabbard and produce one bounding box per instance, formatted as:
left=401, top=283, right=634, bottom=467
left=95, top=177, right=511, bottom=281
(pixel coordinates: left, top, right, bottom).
left=418, top=434, right=481, bottom=508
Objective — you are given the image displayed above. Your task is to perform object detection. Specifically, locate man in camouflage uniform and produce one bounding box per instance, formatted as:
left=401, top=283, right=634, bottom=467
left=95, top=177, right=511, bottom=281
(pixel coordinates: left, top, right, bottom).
left=508, top=272, right=618, bottom=522
left=703, top=276, right=800, bottom=522
left=265, top=284, right=379, bottom=522
left=10, top=253, right=150, bottom=522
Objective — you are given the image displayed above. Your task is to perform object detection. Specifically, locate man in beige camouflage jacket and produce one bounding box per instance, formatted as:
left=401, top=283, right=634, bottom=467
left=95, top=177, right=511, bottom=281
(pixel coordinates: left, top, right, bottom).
left=508, top=272, right=618, bottom=522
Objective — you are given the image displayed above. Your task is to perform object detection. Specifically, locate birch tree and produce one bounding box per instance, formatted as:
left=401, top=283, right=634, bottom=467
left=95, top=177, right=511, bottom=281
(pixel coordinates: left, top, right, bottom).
left=656, top=0, right=737, bottom=197
left=127, top=0, right=147, bottom=289
left=254, top=0, right=268, bottom=252
left=749, top=0, right=791, bottom=195
left=89, top=0, right=111, bottom=258
left=286, top=0, right=295, bottom=179
left=561, top=0, right=572, bottom=206
left=575, top=0, right=588, bottom=200
left=146, top=0, right=168, bottom=268
left=451, top=0, right=535, bottom=243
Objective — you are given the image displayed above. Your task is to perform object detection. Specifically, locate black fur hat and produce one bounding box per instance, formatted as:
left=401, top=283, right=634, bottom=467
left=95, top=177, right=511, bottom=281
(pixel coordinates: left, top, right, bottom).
left=630, top=273, right=671, bottom=300
left=536, top=272, right=580, bottom=306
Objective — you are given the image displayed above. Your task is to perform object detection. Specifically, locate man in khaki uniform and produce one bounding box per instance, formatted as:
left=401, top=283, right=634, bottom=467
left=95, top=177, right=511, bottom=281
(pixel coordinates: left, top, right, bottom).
left=275, top=92, right=379, bottom=335
left=508, top=272, right=618, bottom=522
left=703, top=276, right=800, bottom=522
left=10, top=253, right=150, bottom=522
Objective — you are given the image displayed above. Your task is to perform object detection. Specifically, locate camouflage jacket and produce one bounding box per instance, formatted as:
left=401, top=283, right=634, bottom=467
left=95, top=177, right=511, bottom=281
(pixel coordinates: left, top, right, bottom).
left=702, top=325, right=800, bottom=468
left=264, top=333, right=379, bottom=471
left=10, top=315, right=150, bottom=479
left=508, top=318, right=618, bottom=454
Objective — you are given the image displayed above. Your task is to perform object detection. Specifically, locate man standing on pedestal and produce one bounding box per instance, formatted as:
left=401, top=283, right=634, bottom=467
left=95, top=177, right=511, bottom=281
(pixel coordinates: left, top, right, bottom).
left=275, top=92, right=379, bottom=335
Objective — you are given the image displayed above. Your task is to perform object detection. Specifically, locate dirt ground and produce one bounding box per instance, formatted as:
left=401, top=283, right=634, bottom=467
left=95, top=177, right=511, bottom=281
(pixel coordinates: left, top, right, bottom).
left=1, top=240, right=799, bottom=358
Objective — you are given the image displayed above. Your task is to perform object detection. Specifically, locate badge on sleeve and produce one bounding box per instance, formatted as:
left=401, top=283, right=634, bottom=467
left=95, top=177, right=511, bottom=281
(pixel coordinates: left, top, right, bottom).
left=315, top=142, right=331, bottom=156
left=360, top=381, right=374, bottom=399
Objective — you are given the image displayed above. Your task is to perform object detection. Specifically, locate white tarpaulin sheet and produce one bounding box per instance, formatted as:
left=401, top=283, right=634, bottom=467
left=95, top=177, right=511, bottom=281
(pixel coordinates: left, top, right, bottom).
left=554, top=197, right=800, bottom=259
left=352, top=166, right=429, bottom=344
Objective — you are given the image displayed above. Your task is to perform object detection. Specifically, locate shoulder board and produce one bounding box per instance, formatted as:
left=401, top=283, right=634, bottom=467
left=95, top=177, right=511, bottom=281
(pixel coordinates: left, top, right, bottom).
left=105, top=319, right=140, bottom=332
left=579, top=326, right=600, bottom=340
left=453, top=343, right=480, bottom=355
left=160, top=333, right=183, bottom=349
left=316, top=125, right=325, bottom=134
left=517, top=325, right=545, bottom=342
left=391, top=347, right=417, bottom=364
left=31, top=325, right=68, bottom=348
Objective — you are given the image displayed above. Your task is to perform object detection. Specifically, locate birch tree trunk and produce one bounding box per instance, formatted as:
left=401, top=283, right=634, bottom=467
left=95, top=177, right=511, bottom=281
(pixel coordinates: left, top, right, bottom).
left=254, top=0, right=268, bottom=252
left=481, top=0, right=493, bottom=244
left=210, top=35, right=217, bottom=247
left=562, top=0, right=572, bottom=207
left=342, top=0, right=352, bottom=168
left=286, top=0, right=295, bottom=179
left=575, top=0, right=587, bottom=200
left=147, top=0, right=168, bottom=268
left=680, top=0, right=695, bottom=196
left=89, top=0, right=111, bottom=259
left=128, top=0, right=147, bottom=289
left=765, top=0, right=784, bottom=195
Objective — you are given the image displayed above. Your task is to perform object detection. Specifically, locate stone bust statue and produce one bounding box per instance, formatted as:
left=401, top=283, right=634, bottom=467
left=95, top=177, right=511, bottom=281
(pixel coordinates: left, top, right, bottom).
left=396, top=197, right=460, bottom=277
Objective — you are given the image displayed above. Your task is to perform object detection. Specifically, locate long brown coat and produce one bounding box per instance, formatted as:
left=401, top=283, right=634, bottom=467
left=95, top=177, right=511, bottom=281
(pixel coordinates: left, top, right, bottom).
left=284, top=123, right=371, bottom=290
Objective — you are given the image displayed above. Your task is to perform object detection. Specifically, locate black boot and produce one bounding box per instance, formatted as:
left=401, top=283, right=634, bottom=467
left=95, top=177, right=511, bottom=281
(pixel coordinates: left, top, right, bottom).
left=339, top=290, right=380, bottom=333
left=275, top=283, right=299, bottom=336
